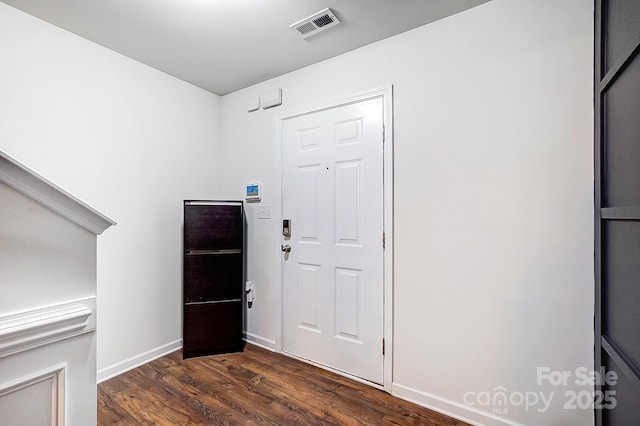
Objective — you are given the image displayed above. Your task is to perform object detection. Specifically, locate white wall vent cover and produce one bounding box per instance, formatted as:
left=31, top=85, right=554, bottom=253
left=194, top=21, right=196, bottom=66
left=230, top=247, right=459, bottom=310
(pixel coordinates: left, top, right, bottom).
left=290, top=8, right=340, bottom=39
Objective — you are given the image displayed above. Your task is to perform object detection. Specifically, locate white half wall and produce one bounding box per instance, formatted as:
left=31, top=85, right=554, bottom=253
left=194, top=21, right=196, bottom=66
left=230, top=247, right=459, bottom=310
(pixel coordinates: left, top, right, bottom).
left=0, top=150, right=112, bottom=425
left=0, top=3, right=221, bottom=374
left=218, top=0, right=594, bottom=424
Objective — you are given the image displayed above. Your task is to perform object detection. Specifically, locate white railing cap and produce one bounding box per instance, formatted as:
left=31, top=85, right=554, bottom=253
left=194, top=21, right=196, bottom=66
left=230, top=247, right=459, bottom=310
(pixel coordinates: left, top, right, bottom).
left=0, top=149, right=116, bottom=235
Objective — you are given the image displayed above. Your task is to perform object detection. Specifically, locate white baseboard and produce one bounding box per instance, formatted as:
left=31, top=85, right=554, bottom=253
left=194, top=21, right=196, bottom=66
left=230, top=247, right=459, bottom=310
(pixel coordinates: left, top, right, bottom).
left=243, top=332, right=276, bottom=352
left=97, top=339, right=182, bottom=383
left=392, top=383, right=524, bottom=426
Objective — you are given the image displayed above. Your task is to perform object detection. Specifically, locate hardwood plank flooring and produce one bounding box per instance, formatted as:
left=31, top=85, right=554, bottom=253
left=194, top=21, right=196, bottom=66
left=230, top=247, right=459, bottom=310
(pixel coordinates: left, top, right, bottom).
left=98, top=344, right=468, bottom=425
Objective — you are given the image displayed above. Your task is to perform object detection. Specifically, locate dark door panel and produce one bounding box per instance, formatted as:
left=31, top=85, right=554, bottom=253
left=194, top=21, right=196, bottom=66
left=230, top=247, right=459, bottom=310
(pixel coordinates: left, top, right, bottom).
left=596, top=1, right=640, bottom=424
left=184, top=253, right=243, bottom=302
left=604, top=0, right=640, bottom=72
left=603, top=54, right=640, bottom=206
left=603, top=221, right=640, bottom=369
left=184, top=203, right=243, bottom=250
left=183, top=302, right=243, bottom=358
left=603, top=354, right=640, bottom=425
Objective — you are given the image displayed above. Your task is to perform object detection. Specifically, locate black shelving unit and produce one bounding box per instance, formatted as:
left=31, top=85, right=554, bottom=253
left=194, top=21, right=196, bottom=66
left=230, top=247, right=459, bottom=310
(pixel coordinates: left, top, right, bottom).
left=183, top=200, right=244, bottom=358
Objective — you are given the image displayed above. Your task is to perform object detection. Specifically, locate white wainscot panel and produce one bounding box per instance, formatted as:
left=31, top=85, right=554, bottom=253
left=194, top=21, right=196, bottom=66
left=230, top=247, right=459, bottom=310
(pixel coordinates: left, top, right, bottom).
left=0, top=364, right=65, bottom=426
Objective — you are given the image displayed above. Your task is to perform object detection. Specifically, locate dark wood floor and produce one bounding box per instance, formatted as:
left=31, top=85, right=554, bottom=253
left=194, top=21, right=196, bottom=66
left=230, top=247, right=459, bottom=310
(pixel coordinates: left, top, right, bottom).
left=98, top=344, right=467, bottom=425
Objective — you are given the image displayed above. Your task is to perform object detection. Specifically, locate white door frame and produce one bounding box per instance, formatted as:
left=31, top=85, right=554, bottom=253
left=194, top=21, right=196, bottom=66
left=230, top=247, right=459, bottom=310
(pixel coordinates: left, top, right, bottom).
left=275, top=85, right=394, bottom=392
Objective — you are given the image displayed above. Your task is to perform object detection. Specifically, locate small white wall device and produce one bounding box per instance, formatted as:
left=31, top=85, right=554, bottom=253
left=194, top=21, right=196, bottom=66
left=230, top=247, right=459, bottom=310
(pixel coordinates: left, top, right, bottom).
left=246, top=182, right=261, bottom=202
left=260, top=88, right=282, bottom=109
left=246, top=97, right=260, bottom=112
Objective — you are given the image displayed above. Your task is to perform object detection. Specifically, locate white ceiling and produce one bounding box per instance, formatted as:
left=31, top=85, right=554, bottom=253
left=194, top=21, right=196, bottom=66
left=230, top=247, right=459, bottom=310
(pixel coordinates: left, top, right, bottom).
left=2, top=0, right=490, bottom=95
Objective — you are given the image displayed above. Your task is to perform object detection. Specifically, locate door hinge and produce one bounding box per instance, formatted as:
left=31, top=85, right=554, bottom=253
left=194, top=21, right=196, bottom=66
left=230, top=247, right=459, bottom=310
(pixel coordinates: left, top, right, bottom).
left=382, top=338, right=385, bottom=355
left=382, top=232, right=385, bottom=249
left=382, top=125, right=385, bottom=144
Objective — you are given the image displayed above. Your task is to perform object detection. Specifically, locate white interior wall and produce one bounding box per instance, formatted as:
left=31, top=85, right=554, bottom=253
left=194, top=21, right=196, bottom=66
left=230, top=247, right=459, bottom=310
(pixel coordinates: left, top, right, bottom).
left=218, top=1, right=594, bottom=424
left=0, top=143, right=116, bottom=425
left=0, top=183, right=96, bottom=312
left=0, top=0, right=595, bottom=424
left=0, top=182, right=99, bottom=424
left=0, top=3, right=221, bottom=377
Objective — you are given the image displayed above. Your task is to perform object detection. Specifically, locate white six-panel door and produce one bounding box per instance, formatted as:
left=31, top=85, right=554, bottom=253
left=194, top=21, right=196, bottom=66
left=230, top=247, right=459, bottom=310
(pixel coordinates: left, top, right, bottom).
left=281, top=96, right=384, bottom=384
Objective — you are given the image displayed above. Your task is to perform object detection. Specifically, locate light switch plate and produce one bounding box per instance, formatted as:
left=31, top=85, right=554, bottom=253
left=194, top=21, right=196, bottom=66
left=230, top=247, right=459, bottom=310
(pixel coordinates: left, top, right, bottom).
left=257, top=204, right=271, bottom=219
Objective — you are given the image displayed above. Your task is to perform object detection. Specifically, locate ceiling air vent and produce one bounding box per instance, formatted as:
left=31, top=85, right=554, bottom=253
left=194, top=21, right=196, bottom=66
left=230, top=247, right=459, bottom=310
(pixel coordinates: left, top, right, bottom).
left=290, top=8, right=340, bottom=39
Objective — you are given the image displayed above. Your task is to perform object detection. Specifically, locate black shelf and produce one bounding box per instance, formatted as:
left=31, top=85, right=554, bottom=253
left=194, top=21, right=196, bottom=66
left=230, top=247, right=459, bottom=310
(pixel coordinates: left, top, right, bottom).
left=183, top=200, right=244, bottom=358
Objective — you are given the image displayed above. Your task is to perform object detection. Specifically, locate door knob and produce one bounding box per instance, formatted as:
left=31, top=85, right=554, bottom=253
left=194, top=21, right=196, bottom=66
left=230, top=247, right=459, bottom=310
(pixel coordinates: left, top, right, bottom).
left=281, top=244, right=291, bottom=253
